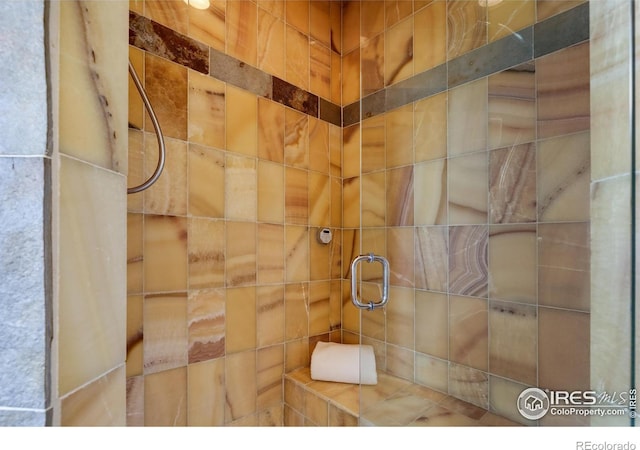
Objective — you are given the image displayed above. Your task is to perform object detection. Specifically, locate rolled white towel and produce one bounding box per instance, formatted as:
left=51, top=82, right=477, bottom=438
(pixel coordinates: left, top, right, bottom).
left=310, top=341, right=378, bottom=385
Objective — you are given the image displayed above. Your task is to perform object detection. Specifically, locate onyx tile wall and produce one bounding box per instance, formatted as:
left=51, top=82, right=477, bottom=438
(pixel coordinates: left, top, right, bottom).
left=340, top=0, right=596, bottom=426
left=126, top=0, right=343, bottom=426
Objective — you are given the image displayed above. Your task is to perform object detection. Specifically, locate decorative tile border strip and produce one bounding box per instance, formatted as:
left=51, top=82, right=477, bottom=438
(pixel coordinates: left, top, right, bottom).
left=130, top=2, right=588, bottom=129
left=348, top=1, right=589, bottom=126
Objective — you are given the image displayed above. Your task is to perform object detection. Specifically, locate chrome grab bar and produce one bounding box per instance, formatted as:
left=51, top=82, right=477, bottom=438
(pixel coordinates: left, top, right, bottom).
left=127, top=60, right=166, bottom=194
left=350, top=253, right=390, bottom=311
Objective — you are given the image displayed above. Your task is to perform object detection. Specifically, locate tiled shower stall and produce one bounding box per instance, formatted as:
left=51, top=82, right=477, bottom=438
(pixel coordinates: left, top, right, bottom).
left=0, top=0, right=636, bottom=427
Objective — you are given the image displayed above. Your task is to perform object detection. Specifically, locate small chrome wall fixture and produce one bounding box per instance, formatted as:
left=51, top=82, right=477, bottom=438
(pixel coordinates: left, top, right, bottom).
left=350, top=253, right=390, bottom=311
left=317, top=228, right=332, bottom=245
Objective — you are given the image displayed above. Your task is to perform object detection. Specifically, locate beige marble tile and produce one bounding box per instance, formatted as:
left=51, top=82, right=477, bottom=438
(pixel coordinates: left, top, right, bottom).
left=537, top=0, right=586, bottom=22
left=285, top=282, right=310, bottom=340
left=226, top=221, right=257, bottom=287
left=489, top=143, right=536, bottom=223
left=143, top=293, right=188, bottom=374
left=188, top=218, right=225, bottom=289
left=415, top=353, right=449, bottom=393
left=145, top=0, right=189, bottom=35
left=309, top=281, right=331, bottom=335
left=410, top=405, right=480, bottom=426
left=310, top=0, right=331, bottom=47
left=449, top=295, right=488, bottom=371
left=448, top=78, right=488, bottom=156
left=257, top=285, right=285, bottom=347
left=187, top=358, right=225, bottom=426
left=537, top=41, right=590, bottom=139
left=258, top=98, right=285, bottom=163
left=360, top=0, right=384, bottom=41
left=538, top=222, right=590, bottom=311
left=286, top=226, right=310, bottom=282
left=286, top=24, right=310, bottom=91
left=362, top=115, right=385, bottom=173
left=128, top=46, right=144, bottom=132
left=144, top=367, right=187, bottom=426
left=310, top=42, right=331, bottom=100
left=188, top=288, right=225, bottom=364
left=414, top=1, right=447, bottom=73
left=188, top=71, right=225, bottom=150
left=448, top=152, right=488, bottom=225
left=61, top=366, right=126, bottom=426
left=448, top=363, right=489, bottom=410
left=590, top=0, right=632, bottom=180
left=447, top=0, right=487, bottom=59
left=386, top=344, right=414, bottom=381
left=258, top=223, right=285, bottom=284
left=259, top=405, right=284, bottom=426
left=386, top=0, right=413, bottom=28
left=143, top=136, right=188, bottom=216
left=591, top=176, right=633, bottom=395
left=387, top=227, right=415, bottom=288
left=286, top=0, right=309, bottom=34
left=415, top=92, right=447, bottom=163
left=331, top=50, right=342, bottom=105
left=188, top=143, right=225, bottom=218
left=188, top=0, right=226, bottom=52
left=59, top=0, right=127, bottom=172
left=488, top=375, right=534, bottom=426
left=58, top=156, right=126, bottom=396
left=225, top=350, right=257, bottom=423
left=415, top=291, right=448, bottom=359
left=342, top=48, right=361, bottom=105
left=363, top=391, right=436, bottom=426
left=258, top=8, right=285, bottom=79
left=126, top=375, right=144, bottom=426
left=488, top=224, right=536, bottom=303
left=362, top=172, right=386, bottom=227
left=386, top=104, right=414, bottom=168
left=537, top=131, right=590, bottom=222
left=331, top=176, right=343, bottom=228
left=257, top=345, right=284, bottom=410
left=258, top=161, right=285, bottom=223
left=488, top=0, right=534, bottom=42
left=362, top=33, right=385, bottom=97
left=285, top=108, right=309, bottom=169
left=387, top=166, right=414, bottom=226
left=309, top=117, right=330, bottom=174
left=488, top=65, right=536, bottom=151
left=144, top=53, right=188, bottom=141
left=225, top=154, right=257, bottom=221
left=127, top=295, right=143, bottom=378
left=127, top=213, right=143, bottom=295
left=127, top=129, right=144, bottom=212
left=226, top=286, right=257, bottom=353
left=385, top=16, right=414, bottom=87
left=387, top=286, right=414, bottom=348
left=538, top=306, right=590, bottom=391
left=489, top=300, right=537, bottom=385
left=449, top=225, right=488, bottom=298
left=415, top=159, right=447, bottom=226
left=285, top=167, right=309, bottom=225
left=341, top=0, right=360, bottom=54
left=285, top=338, right=310, bottom=372
left=227, top=0, right=258, bottom=65
left=415, top=225, right=448, bottom=291
left=143, top=215, right=188, bottom=293
left=226, top=85, right=258, bottom=157
left=342, top=124, right=361, bottom=178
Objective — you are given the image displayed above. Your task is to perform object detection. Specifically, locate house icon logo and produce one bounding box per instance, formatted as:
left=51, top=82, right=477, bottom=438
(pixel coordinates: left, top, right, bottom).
left=517, top=387, right=550, bottom=420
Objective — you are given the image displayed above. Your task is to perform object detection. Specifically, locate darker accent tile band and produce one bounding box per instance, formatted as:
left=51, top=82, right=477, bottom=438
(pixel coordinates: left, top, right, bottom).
left=319, top=98, right=341, bottom=126
left=448, top=27, right=533, bottom=89
left=361, top=89, right=386, bottom=120
left=534, top=2, right=589, bottom=59
left=272, top=77, right=319, bottom=117
left=343, top=102, right=360, bottom=127
left=386, top=64, right=447, bottom=111
left=129, top=11, right=209, bottom=74
left=210, top=49, right=272, bottom=99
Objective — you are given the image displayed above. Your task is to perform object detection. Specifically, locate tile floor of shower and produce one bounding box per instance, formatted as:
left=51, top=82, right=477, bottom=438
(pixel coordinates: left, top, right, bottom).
left=284, top=368, right=520, bottom=427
